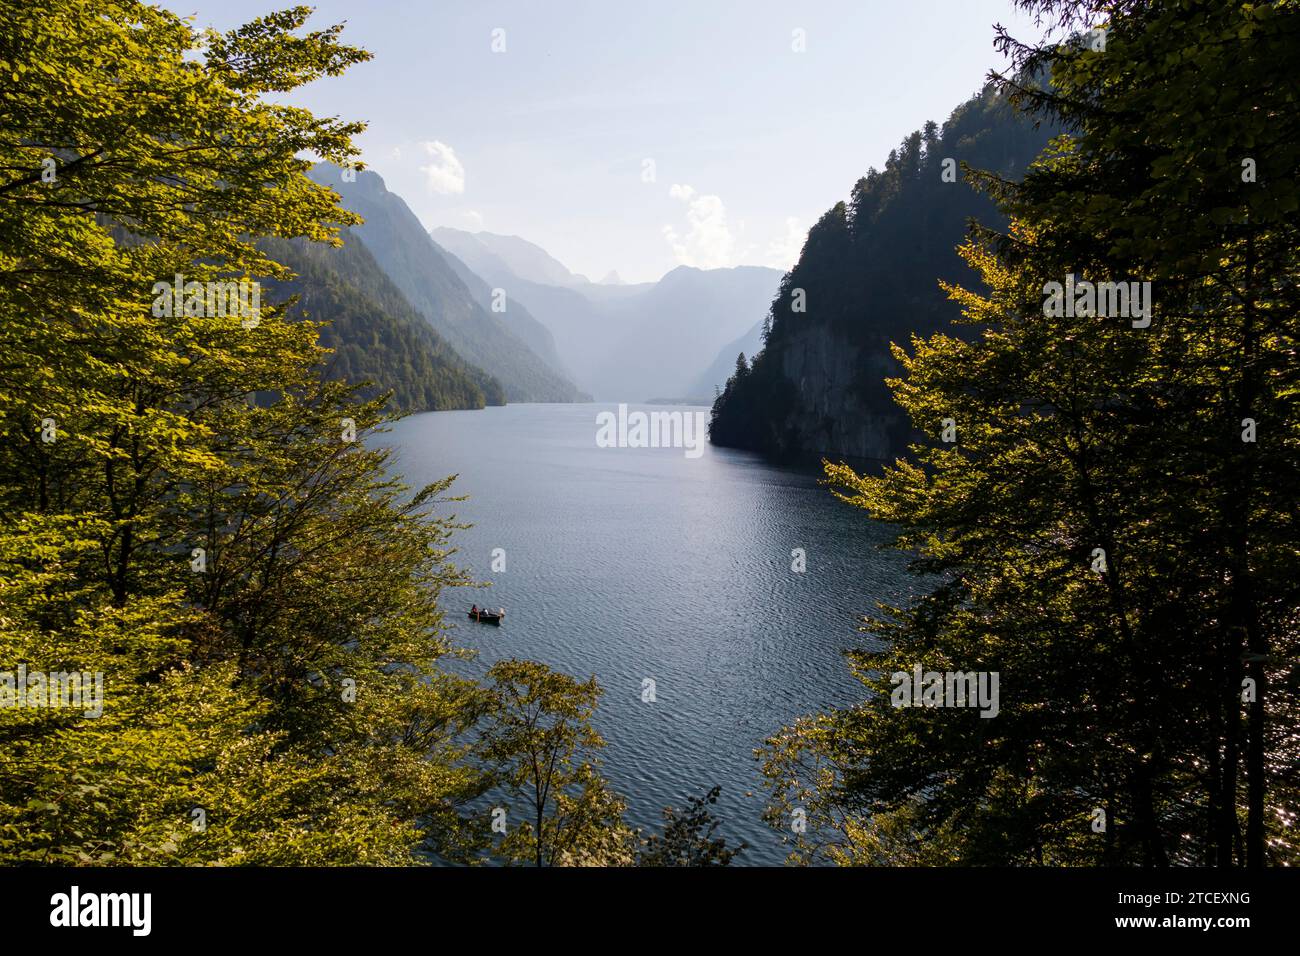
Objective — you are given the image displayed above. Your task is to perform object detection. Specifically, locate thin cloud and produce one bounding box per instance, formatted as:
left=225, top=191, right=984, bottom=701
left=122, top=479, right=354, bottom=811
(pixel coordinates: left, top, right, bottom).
left=663, top=183, right=735, bottom=269
left=418, top=140, right=465, bottom=195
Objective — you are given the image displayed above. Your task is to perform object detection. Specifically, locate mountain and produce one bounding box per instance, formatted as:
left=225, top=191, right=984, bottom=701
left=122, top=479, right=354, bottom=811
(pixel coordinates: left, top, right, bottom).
left=691, top=319, right=766, bottom=399
left=259, top=232, right=503, bottom=410
left=433, top=225, right=781, bottom=402
left=598, top=270, right=625, bottom=285
left=432, top=241, right=582, bottom=390
left=427, top=231, right=609, bottom=385
left=588, top=264, right=782, bottom=402
left=309, top=166, right=586, bottom=403
left=462, top=270, right=616, bottom=389
left=708, top=86, right=1055, bottom=461
left=432, top=227, right=590, bottom=288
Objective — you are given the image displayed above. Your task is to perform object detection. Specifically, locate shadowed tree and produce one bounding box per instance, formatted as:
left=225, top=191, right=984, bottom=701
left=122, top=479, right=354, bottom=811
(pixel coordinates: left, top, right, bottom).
left=760, top=0, right=1299, bottom=867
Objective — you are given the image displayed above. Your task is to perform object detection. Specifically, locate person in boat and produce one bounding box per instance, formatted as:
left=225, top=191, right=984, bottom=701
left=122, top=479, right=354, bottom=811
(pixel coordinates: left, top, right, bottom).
left=470, top=604, right=479, bottom=618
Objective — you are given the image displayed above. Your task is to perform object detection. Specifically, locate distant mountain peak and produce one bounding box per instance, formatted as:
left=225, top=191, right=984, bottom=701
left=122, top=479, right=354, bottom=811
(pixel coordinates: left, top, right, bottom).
left=598, top=270, right=624, bottom=285
left=311, top=161, right=387, bottom=199
left=305, top=163, right=586, bottom=403
left=431, top=226, right=588, bottom=288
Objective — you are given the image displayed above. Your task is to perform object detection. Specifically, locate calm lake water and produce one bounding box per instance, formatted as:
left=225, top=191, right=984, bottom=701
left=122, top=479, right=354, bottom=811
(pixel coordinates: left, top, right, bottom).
left=381, top=402, right=912, bottom=865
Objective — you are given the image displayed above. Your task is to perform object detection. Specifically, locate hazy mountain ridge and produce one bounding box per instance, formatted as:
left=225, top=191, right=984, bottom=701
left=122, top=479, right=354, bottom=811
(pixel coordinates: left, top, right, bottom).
left=593, top=264, right=782, bottom=401
left=458, top=230, right=591, bottom=287
left=433, top=225, right=782, bottom=402
left=310, top=165, right=587, bottom=403
left=693, top=319, right=766, bottom=399
left=432, top=241, right=585, bottom=392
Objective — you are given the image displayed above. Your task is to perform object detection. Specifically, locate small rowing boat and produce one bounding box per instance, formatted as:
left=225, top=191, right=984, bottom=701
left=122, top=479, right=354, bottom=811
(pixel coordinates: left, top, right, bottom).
left=468, top=608, right=504, bottom=625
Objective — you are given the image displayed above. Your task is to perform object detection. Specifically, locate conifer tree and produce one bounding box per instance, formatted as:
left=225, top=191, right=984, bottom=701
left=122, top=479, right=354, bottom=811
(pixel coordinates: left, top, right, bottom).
left=762, top=0, right=1299, bottom=866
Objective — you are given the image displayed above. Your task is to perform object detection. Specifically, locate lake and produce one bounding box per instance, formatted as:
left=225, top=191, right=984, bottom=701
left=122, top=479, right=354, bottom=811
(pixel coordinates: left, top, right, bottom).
left=381, top=402, right=913, bottom=865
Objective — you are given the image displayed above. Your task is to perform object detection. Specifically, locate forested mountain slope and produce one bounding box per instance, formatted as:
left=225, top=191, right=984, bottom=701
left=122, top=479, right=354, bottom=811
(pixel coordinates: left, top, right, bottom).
left=710, top=87, right=1053, bottom=460
left=310, top=165, right=585, bottom=403
left=260, top=232, right=504, bottom=410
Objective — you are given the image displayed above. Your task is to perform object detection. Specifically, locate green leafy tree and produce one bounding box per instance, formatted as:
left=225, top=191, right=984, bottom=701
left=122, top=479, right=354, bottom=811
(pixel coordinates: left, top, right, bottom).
left=478, top=660, right=634, bottom=867
left=762, top=0, right=1299, bottom=867
left=0, top=1, right=490, bottom=864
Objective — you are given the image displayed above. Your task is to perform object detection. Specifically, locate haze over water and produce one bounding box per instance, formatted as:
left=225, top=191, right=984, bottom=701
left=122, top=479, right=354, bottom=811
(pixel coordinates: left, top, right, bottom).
left=382, top=402, right=913, bottom=864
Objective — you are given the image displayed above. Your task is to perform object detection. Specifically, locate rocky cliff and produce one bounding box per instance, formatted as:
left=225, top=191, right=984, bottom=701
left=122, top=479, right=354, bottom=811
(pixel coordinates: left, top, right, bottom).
left=777, top=325, right=903, bottom=461
left=709, top=86, right=1053, bottom=463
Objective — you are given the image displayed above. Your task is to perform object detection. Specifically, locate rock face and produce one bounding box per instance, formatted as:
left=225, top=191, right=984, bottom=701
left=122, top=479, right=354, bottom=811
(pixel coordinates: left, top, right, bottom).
left=709, top=86, right=1054, bottom=463
left=778, top=326, right=901, bottom=462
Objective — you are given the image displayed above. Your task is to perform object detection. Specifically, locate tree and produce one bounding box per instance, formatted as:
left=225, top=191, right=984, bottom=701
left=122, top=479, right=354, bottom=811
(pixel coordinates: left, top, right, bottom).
left=638, top=786, right=746, bottom=867
left=0, top=0, right=489, bottom=864
left=761, top=0, right=1300, bottom=867
left=986, top=0, right=1300, bottom=868
left=478, top=660, right=633, bottom=867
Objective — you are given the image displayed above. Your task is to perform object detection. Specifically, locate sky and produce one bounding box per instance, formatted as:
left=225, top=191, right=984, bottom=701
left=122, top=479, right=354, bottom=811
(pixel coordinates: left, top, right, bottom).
left=168, top=0, right=1048, bottom=283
